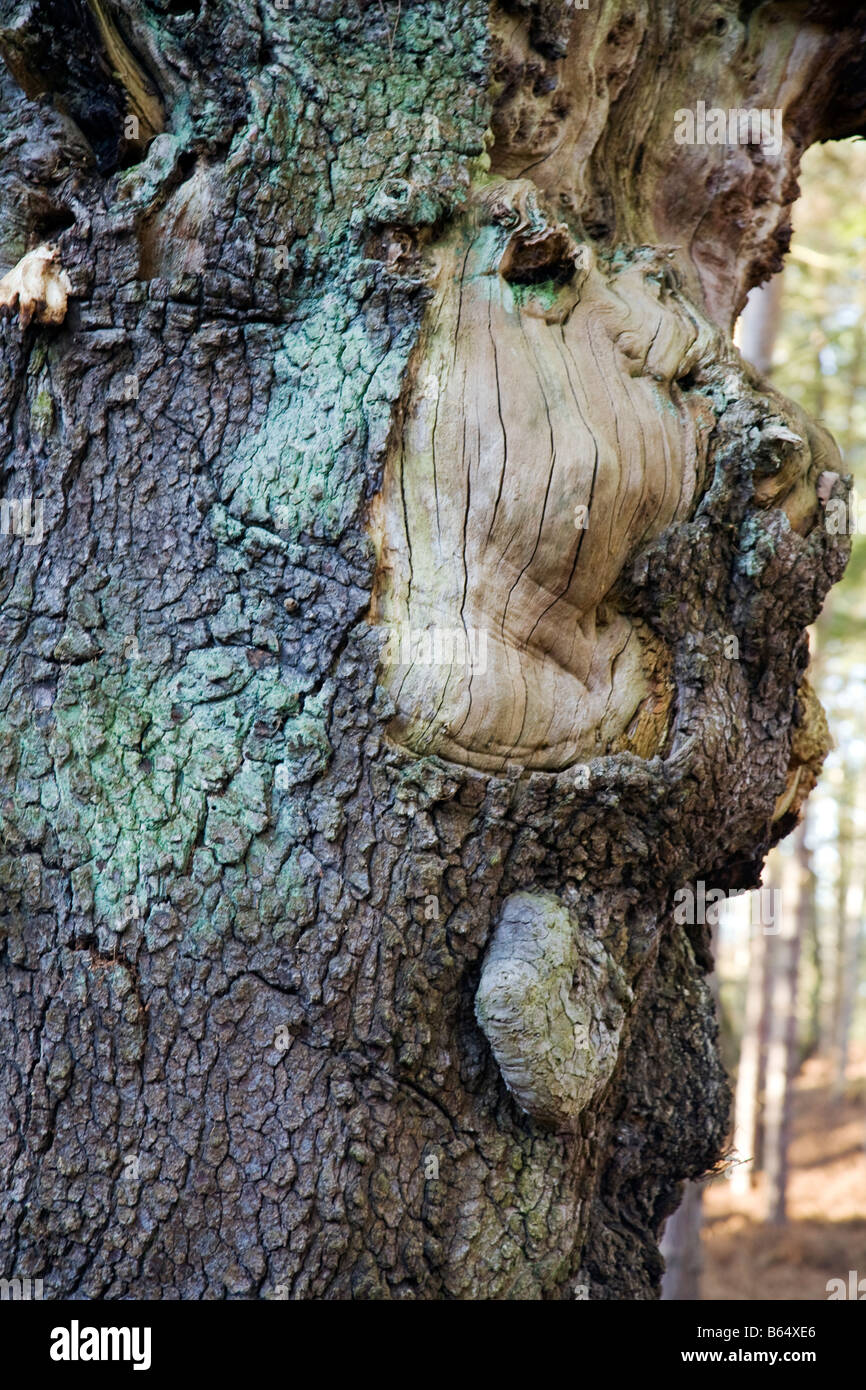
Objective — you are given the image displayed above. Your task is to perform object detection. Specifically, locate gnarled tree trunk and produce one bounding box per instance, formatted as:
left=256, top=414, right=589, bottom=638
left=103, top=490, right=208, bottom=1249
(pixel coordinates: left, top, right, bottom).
left=0, top=0, right=863, bottom=1299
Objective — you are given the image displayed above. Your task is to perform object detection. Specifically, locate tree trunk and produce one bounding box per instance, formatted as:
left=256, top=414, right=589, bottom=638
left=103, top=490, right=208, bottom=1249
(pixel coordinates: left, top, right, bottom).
left=660, top=1178, right=703, bottom=1301
left=823, top=758, right=856, bottom=1071
left=736, top=274, right=784, bottom=378
left=763, top=834, right=805, bottom=1224
left=730, top=891, right=769, bottom=1197
left=801, top=813, right=821, bottom=1062
left=0, top=0, right=862, bottom=1300
left=831, top=772, right=862, bottom=1098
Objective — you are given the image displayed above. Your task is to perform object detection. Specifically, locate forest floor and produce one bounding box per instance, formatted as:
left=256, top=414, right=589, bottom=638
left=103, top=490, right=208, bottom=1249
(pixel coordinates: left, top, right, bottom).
left=701, top=1043, right=866, bottom=1299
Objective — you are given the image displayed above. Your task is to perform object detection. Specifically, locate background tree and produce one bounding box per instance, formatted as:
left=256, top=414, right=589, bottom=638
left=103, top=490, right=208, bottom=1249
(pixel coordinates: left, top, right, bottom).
left=0, top=0, right=863, bottom=1300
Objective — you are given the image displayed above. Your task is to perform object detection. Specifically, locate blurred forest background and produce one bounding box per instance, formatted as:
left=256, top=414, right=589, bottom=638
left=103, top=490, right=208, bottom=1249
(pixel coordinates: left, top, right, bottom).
left=663, top=138, right=866, bottom=1301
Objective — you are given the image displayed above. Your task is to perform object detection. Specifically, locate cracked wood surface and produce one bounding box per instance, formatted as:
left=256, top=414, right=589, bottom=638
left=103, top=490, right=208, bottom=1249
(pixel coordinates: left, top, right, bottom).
left=373, top=183, right=719, bottom=769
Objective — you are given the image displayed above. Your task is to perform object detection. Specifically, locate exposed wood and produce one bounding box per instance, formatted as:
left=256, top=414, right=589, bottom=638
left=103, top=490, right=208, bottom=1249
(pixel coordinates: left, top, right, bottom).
left=0, top=242, right=71, bottom=325
left=373, top=183, right=717, bottom=770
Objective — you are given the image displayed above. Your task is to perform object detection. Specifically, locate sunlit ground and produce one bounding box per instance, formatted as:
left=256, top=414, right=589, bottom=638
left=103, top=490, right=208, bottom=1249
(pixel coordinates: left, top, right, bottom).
left=702, top=1044, right=866, bottom=1300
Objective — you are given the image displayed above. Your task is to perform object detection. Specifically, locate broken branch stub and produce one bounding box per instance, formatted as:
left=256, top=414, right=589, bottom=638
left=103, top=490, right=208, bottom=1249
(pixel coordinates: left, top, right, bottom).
left=0, top=244, right=71, bottom=327
left=475, top=891, right=632, bottom=1131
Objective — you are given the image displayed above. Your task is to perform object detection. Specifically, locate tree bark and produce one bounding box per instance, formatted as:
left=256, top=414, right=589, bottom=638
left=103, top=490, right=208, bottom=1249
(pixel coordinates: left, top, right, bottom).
left=730, top=893, right=769, bottom=1197
left=0, top=0, right=863, bottom=1300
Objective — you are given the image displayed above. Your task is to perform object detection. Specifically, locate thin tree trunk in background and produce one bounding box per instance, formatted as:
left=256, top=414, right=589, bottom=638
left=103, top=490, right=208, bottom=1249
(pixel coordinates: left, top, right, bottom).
left=832, top=777, right=863, bottom=1098
left=764, top=837, right=805, bottom=1223
left=824, top=762, right=856, bottom=1065
left=731, top=908, right=769, bottom=1196
left=801, top=824, right=822, bottom=1061
left=812, top=270, right=829, bottom=421
left=736, top=273, right=785, bottom=377
left=660, top=1180, right=703, bottom=1301
left=832, top=883, right=862, bottom=1098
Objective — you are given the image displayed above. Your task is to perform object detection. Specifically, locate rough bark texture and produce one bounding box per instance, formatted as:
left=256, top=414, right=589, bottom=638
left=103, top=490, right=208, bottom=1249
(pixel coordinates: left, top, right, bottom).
left=0, top=0, right=864, bottom=1300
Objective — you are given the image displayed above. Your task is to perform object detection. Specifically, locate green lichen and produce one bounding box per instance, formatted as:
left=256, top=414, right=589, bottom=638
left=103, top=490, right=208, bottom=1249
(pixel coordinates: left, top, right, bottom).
left=30, top=387, right=54, bottom=438
left=509, top=279, right=561, bottom=311
left=1, top=0, right=495, bottom=954
left=0, top=642, right=327, bottom=945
